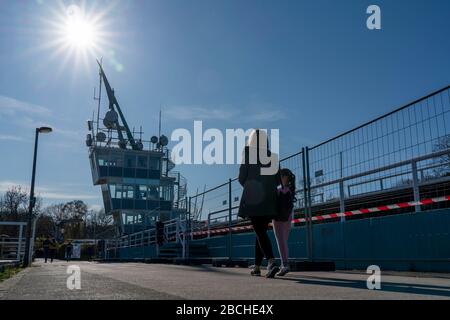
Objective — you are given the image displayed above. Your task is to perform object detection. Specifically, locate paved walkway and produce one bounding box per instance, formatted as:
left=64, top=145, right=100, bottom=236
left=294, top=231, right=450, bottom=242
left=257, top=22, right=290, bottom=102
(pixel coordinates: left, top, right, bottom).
left=1, top=260, right=450, bottom=300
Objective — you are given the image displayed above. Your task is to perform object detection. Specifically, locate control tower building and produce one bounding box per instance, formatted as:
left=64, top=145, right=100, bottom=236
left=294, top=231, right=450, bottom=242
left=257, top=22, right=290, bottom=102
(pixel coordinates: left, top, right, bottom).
left=86, top=62, right=187, bottom=235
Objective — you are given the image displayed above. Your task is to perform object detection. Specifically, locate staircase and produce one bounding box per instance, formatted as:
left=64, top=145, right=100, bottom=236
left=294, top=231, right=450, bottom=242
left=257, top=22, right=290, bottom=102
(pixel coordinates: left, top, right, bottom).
left=157, top=242, right=210, bottom=263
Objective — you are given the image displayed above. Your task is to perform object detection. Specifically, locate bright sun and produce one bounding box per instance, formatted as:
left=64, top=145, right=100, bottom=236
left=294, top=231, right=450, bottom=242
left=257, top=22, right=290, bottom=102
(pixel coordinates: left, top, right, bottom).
left=63, top=5, right=98, bottom=49
left=64, top=17, right=97, bottom=49
left=33, top=2, right=122, bottom=76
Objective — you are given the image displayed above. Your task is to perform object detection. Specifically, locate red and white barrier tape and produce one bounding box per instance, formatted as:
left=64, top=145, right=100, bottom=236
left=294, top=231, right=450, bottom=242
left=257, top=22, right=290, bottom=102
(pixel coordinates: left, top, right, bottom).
left=190, top=195, right=450, bottom=237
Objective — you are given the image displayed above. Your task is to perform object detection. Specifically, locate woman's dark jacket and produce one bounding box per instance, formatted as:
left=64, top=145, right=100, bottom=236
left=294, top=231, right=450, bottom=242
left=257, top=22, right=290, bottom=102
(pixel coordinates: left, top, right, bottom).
left=238, top=146, right=280, bottom=219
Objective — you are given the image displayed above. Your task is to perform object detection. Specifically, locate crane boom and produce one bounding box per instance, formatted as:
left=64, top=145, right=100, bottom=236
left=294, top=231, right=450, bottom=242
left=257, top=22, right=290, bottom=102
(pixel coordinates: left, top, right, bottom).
left=97, top=60, right=138, bottom=150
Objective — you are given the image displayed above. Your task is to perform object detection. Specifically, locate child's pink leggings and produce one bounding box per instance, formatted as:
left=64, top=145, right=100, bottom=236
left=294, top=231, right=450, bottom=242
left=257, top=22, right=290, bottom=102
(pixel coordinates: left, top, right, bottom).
left=272, top=213, right=292, bottom=267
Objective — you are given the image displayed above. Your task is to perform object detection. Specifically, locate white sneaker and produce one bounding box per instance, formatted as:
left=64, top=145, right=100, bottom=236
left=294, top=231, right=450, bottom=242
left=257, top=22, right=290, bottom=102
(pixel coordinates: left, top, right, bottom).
left=266, top=263, right=280, bottom=278
left=250, top=266, right=261, bottom=276
left=276, top=266, right=290, bottom=277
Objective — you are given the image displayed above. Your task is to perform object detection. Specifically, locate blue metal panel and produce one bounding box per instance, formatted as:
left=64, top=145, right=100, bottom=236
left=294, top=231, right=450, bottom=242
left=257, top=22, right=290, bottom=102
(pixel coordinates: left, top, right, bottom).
left=192, top=227, right=309, bottom=261
left=206, top=236, right=228, bottom=258
left=119, top=245, right=157, bottom=259
left=287, top=226, right=309, bottom=259
left=187, top=208, right=450, bottom=272
left=231, top=233, right=254, bottom=259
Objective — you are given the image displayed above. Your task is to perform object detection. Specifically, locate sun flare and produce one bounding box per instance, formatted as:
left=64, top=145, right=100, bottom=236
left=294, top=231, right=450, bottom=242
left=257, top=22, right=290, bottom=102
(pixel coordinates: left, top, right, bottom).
left=31, top=1, right=122, bottom=76
left=64, top=16, right=97, bottom=49
left=63, top=5, right=99, bottom=50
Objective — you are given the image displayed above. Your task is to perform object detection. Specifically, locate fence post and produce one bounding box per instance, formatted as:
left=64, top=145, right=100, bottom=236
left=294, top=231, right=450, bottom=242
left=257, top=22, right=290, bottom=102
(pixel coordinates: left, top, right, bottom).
left=411, top=160, right=421, bottom=212
left=186, top=196, right=191, bottom=259
left=17, top=224, right=23, bottom=262
left=301, top=148, right=308, bottom=259
left=141, top=231, right=145, bottom=258
left=228, top=178, right=233, bottom=261
left=207, top=214, right=211, bottom=239
left=339, top=152, right=347, bottom=266
left=339, top=181, right=345, bottom=217
left=188, top=196, right=192, bottom=241
left=302, top=148, right=313, bottom=261
left=179, top=219, right=185, bottom=259
left=339, top=151, right=346, bottom=222
left=305, top=147, right=313, bottom=261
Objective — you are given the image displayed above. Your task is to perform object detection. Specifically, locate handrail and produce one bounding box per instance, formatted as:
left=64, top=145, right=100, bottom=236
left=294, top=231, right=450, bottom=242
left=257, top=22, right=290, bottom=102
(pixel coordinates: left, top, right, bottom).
left=191, top=148, right=450, bottom=238
left=310, top=148, right=450, bottom=190
left=194, top=146, right=450, bottom=226
left=0, top=222, right=27, bottom=226
left=346, top=161, right=447, bottom=196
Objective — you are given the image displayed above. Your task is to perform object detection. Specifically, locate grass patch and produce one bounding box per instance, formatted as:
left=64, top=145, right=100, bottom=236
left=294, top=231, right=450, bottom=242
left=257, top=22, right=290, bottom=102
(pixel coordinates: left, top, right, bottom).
left=0, top=266, right=22, bottom=282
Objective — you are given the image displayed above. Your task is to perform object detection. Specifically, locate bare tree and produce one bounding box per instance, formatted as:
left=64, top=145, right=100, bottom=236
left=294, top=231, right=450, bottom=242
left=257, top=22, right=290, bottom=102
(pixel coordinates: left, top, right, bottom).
left=0, top=185, right=43, bottom=236
left=45, top=203, right=66, bottom=225
left=84, top=209, right=114, bottom=239
left=62, top=200, right=88, bottom=220
left=0, top=186, right=28, bottom=221
left=95, top=209, right=113, bottom=227
left=35, top=215, right=55, bottom=238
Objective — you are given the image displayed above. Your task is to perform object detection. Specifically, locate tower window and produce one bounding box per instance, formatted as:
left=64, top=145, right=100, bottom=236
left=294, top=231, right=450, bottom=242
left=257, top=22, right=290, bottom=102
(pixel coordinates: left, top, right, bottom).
left=137, top=156, right=148, bottom=168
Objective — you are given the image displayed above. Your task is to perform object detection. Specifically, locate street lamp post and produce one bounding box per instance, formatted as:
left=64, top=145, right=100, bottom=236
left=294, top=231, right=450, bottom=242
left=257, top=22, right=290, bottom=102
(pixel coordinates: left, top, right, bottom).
left=23, top=127, right=52, bottom=267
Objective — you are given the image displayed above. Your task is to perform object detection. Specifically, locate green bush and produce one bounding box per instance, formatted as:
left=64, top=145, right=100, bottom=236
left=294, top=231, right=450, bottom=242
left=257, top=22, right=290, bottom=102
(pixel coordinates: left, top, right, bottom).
left=0, top=266, right=22, bottom=282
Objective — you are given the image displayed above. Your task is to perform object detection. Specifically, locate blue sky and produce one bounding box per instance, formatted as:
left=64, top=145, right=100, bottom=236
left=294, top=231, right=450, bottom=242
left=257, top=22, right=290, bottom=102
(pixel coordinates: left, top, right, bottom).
left=0, top=0, right=449, bottom=209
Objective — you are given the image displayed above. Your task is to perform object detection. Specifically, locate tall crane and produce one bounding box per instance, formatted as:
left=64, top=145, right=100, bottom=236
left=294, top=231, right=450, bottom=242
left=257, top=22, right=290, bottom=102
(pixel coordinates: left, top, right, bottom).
left=97, top=60, right=140, bottom=150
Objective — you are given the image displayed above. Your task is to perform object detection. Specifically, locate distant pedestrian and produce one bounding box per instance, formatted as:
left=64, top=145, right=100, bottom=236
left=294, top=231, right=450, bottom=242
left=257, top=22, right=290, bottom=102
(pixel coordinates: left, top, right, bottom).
left=43, top=235, right=51, bottom=263
left=87, top=245, right=94, bottom=261
left=49, top=237, right=57, bottom=263
left=272, top=168, right=296, bottom=276
left=65, top=240, right=73, bottom=262
left=238, top=129, right=281, bottom=278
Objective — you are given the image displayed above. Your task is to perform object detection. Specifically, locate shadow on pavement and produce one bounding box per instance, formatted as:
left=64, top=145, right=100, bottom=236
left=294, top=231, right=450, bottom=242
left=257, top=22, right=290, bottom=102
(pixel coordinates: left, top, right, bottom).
left=277, top=274, right=450, bottom=298
left=186, top=264, right=250, bottom=276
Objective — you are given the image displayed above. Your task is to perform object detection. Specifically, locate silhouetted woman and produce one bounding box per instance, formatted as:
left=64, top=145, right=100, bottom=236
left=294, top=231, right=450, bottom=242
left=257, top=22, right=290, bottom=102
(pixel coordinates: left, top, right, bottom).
left=238, top=129, right=280, bottom=278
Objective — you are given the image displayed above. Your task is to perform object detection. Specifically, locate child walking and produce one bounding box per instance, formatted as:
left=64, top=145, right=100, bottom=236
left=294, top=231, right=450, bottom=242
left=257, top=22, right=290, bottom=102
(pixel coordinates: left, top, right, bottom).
left=273, top=168, right=296, bottom=276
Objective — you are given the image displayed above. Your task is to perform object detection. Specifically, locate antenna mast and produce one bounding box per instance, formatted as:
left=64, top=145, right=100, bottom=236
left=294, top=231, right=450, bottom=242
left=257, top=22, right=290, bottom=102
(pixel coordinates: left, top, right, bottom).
left=97, top=59, right=139, bottom=150
left=95, top=57, right=103, bottom=136
left=158, top=108, right=162, bottom=139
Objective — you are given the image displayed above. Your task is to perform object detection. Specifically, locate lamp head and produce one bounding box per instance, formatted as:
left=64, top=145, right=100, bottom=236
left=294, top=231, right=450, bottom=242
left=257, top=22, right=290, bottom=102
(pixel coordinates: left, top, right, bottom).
left=38, top=127, right=53, bottom=134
